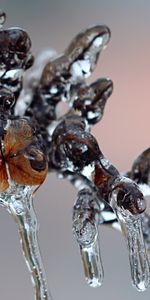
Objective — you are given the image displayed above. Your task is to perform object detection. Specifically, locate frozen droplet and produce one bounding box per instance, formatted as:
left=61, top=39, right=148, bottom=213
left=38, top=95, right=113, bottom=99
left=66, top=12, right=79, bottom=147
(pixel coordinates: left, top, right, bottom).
left=0, top=10, right=6, bottom=28
left=65, top=25, right=110, bottom=62
left=129, top=147, right=150, bottom=186
left=72, top=78, right=113, bottom=125
left=65, top=25, right=111, bottom=82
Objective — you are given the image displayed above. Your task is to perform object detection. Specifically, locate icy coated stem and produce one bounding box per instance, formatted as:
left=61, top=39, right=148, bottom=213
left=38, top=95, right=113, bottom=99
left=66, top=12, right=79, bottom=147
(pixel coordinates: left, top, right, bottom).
left=108, top=177, right=150, bottom=291
left=8, top=191, right=52, bottom=300
left=116, top=211, right=150, bottom=291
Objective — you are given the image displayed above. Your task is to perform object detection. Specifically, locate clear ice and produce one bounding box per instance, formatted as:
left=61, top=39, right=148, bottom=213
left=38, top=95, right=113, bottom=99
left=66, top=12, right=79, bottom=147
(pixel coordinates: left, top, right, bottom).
left=0, top=183, right=52, bottom=300
left=73, top=189, right=104, bottom=287
left=0, top=10, right=150, bottom=299
left=110, top=183, right=150, bottom=291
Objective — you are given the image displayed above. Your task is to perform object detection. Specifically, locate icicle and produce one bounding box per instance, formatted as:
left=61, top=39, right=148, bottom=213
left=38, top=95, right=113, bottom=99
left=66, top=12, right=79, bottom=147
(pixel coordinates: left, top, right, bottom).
left=110, top=177, right=150, bottom=291
left=72, top=189, right=104, bottom=287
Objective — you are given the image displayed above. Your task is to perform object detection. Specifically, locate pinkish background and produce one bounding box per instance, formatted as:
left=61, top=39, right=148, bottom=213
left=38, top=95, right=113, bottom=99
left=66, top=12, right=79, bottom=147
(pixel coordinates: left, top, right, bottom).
left=0, top=0, right=149, bottom=299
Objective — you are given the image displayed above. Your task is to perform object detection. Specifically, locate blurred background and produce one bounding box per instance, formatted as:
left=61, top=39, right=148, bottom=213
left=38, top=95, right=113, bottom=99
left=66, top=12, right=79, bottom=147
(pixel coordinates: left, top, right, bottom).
left=0, top=0, right=149, bottom=299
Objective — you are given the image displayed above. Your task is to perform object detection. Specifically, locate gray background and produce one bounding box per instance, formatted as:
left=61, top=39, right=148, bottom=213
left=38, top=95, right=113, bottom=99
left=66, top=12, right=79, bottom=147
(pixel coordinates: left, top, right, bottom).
left=0, top=0, right=149, bottom=299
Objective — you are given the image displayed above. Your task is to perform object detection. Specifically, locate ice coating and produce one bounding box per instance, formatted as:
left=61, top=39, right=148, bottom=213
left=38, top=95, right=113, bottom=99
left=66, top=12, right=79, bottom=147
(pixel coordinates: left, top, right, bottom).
left=0, top=87, right=50, bottom=299
left=15, top=49, right=56, bottom=117
left=0, top=117, right=48, bottom=190
left=0, top=22, right=34, bottom=101
left=128, top=148, right=150, bottom=186
left=65, top=25, right=110, bottom=80
left=0, top=110, right=50, bottom=299
left=72, top=78, right=113, bottom=125
left=1, top=183, right=52, bottom=300
left=110, top=179, right=150, bottom=291
left=0, top=11, right=149, bottom=297
left=14, top=25, right=112, bottom=168
left=0, top=18, right=51, bottom=299
left=50, top=112, right=150, bottom=291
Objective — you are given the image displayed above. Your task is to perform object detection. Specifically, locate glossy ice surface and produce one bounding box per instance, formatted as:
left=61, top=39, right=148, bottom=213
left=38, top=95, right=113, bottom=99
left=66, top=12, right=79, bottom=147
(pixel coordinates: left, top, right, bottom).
left=0, top=7, right=150, bottom=300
